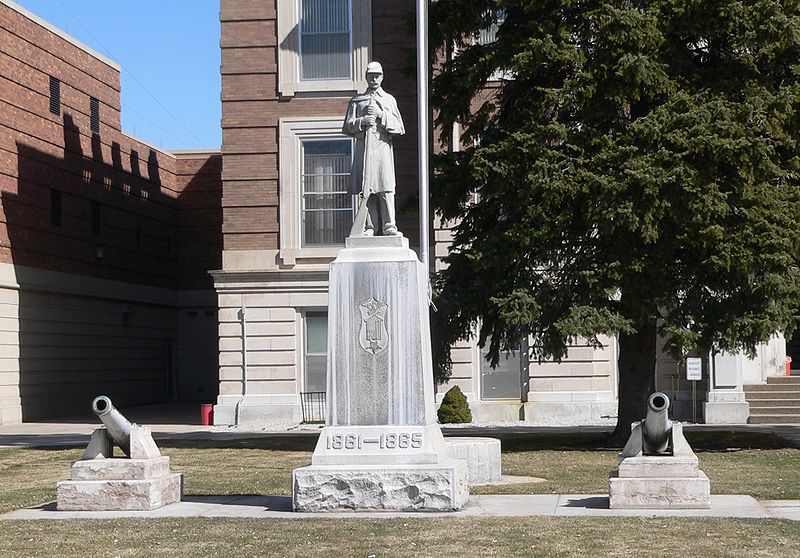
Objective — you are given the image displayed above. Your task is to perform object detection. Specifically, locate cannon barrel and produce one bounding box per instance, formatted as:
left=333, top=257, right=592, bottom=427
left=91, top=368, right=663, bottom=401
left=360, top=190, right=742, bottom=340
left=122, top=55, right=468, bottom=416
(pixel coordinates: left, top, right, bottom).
left=642, top=392, right=672, bottom=455
left=91, top=396, right=132, bottom=455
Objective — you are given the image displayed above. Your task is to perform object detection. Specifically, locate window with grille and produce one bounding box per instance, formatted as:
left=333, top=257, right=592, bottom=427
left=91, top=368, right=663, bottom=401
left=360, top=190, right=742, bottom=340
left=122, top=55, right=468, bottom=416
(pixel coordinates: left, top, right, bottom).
left=475, top=10, right=506, bottom=45
left=305, top=312, right=328, bottom=392
left=49, top=76, right=60, bottom=116
left=299, top=0, right=352, bottom=80
left=301, top=139, right=353, bottom=246
left=90, top=97, right=100, bottom=133
left=50, top=189, right=61, bottom=226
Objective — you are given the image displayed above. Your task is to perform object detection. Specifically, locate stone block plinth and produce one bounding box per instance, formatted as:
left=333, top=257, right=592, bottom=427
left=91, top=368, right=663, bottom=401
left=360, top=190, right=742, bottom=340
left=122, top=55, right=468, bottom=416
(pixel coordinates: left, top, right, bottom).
left=609, top=422, right=711, bottom=509
left=57, top=457, right=182, bottom=511
left=608, top=471, right=711, bottom=509
left=293, top=459, right=469, bottom=512
left=445, top=437, right=501, bottom=485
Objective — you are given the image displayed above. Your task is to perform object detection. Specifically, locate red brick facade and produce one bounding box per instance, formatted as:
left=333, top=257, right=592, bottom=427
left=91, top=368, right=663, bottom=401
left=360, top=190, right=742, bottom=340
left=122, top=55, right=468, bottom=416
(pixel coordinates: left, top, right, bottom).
left=1, top=1, right=222, bottom=290
left=220, top=0, right=421, bottom=253
left=0, top=0, right=223, bottom=422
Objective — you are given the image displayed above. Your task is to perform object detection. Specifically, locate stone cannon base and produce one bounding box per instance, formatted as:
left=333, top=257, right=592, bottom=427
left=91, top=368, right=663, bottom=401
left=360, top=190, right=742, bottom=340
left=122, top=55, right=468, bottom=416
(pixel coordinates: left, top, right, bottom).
left=609, top=470, right=711, bottom=509
left=609, top=423, right=711, bottom=509
left=57, top=456, right=182, bottom=511
left=445, top=437, right=501, bottom=485
left=292, top=459, right=469, bottom=512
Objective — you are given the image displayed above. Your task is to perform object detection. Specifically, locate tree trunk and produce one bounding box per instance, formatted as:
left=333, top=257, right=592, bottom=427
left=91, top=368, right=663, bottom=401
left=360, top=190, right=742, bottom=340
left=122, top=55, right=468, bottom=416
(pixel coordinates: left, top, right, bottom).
left=610, top=314, right=658, bottom=444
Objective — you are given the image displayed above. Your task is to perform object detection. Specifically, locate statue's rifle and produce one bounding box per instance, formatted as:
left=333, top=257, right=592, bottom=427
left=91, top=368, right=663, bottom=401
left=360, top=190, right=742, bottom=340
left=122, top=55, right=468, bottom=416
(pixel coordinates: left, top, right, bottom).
left=349, top=96, right=376, bottom=237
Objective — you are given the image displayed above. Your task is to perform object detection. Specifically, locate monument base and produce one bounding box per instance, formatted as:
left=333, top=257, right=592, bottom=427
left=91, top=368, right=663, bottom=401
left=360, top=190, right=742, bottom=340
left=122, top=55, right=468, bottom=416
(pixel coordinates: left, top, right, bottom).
left=292, top=459, right=469, bottom=512
left=57, top=457, right=182, bottom=511
left=445, top=437, right=501, bottom=485
left=608, top=471, right=711, bottom=509
left=311, top=424, right=449, bottom=466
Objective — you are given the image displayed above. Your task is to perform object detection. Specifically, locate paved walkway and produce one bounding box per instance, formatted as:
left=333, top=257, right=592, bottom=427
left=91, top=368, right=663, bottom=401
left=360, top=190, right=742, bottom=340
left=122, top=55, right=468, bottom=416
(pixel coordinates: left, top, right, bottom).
left=1, top=403, right=798, bottom=449
left=1, top=408, right=799, bottom=522
left=2, top=494, right=798, bottom=521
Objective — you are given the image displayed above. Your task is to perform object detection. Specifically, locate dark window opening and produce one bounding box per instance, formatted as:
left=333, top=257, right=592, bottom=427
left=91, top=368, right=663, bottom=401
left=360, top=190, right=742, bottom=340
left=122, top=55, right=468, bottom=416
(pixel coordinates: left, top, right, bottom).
left=90, top=97, right=100, bottom=134
left=49, top=76, right=60, bottom=116
left=50, top=189, right=61, bottom=226
left=91, top=201, right=101, bottom=236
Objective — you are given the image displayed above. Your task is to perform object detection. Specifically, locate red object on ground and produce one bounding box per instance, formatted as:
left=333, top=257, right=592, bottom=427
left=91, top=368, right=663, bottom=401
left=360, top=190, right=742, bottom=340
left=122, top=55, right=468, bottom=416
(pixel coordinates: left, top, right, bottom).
left=787, top=356, right=793, bottom=376
left=200, top=404, right=214, bottom=426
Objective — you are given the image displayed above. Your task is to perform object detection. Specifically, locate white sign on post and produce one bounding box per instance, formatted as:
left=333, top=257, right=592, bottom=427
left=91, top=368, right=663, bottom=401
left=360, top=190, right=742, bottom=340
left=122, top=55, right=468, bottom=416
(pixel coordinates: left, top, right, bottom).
left=686, top=357, right=702, bottom=381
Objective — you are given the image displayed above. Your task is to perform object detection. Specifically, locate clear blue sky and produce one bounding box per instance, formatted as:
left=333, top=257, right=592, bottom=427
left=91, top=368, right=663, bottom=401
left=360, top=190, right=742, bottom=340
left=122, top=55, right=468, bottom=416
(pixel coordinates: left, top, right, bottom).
left=15, top=0, right=221, bottom=150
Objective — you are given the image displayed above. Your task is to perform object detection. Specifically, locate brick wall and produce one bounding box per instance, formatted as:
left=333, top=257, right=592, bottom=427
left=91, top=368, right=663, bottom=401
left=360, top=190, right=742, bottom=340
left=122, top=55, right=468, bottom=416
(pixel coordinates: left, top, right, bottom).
left=0, top=1, right=223, bottom=422
left=1, top=1, right=222, bottom=290
left=220, top=0, right=420, bottom=255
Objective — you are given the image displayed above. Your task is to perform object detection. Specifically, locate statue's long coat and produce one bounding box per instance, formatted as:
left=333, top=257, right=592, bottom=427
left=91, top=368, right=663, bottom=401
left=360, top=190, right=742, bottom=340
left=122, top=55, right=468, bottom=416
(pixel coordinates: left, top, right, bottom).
left=342, top=87, right=405, bottom=195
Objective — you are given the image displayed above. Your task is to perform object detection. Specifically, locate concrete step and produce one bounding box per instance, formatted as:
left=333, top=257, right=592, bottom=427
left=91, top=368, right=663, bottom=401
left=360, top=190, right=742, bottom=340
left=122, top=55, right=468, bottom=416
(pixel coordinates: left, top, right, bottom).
left=744, top=384, right=800, bottom=393
left=744, top=390, right=800, bottom=399
left=766, top=376, right=800, bottom=385
left=748, top=415, right=800, bottom=424
left=747, top=399, right=800, bottom=408
left=750, top=405, right=800, bottom=422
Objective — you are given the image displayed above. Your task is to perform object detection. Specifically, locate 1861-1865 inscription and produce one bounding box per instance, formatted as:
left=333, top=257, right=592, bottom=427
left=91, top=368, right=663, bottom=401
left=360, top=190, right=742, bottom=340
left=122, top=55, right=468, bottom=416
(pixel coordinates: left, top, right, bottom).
left=326, top=431, right=423, bottom=451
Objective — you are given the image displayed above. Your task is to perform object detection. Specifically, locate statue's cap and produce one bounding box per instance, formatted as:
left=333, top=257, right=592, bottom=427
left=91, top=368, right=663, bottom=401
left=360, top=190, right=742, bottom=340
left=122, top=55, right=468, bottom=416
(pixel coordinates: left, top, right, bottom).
left=366, top=61, right=384, bottom=75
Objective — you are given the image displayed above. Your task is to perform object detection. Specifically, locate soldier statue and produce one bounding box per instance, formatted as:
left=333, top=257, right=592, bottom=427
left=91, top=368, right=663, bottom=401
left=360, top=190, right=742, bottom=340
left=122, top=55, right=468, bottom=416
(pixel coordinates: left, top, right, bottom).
left=343, top=61, right=405, bottom=237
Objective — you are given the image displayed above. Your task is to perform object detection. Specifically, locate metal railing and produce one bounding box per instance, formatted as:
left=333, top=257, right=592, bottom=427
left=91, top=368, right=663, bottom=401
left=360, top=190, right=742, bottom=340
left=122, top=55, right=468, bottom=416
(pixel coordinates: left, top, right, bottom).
left=300, top=391, right=326, bottom=424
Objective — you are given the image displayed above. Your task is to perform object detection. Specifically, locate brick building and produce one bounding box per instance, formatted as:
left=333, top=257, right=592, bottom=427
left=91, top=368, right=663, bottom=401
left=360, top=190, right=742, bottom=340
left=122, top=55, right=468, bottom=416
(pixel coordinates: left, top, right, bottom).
left=213, top=0, right=787, bottom=427
left=0, top=0, right=223, bottom=424
left=2, top=0, right=785, bottom=427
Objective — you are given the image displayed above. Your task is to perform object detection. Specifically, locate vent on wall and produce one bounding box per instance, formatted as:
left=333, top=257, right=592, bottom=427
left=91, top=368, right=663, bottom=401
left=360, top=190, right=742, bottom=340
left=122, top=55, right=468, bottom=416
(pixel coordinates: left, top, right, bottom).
left=90, top=97, right=100, bottom=133
left=49, top=76, right=60, bottom=116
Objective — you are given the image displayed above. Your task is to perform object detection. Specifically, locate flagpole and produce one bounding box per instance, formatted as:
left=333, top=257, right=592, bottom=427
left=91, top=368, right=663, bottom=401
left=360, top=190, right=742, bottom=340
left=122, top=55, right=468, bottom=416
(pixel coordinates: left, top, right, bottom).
left=416, top=0, right=430, bottom=280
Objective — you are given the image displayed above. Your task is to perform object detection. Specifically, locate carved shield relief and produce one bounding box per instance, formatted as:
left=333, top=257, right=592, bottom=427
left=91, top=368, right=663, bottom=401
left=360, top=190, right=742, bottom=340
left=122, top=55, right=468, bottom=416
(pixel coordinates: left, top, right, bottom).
left=358, top=298, right=389, bottom=355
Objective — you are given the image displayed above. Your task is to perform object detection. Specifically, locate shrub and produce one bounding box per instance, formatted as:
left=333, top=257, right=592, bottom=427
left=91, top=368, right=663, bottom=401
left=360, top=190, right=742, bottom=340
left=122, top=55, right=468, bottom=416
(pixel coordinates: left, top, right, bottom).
left=437, top=385, right=472, bottom=424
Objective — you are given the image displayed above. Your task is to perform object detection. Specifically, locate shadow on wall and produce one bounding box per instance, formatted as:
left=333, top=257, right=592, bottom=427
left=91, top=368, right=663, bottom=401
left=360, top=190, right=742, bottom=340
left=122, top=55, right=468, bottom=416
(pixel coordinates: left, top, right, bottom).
left=3, top=113, right=222, bottom=421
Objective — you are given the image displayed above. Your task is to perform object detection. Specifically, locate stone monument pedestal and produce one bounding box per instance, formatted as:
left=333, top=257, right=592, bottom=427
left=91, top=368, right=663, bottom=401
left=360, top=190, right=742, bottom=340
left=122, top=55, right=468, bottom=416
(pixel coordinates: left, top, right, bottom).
left=292, top=236, right=469, bottom=511
left=609, top=423, right=710, bottom=509
left=57, top=423, right=182, bottom=511
left=57, top=456, right=182, bottom=511
left=293, top=460, right=468, bottom=512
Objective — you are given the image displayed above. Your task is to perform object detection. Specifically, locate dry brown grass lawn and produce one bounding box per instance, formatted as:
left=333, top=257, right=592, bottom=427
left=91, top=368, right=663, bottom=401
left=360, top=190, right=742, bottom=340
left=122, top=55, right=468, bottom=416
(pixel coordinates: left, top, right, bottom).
left=1, top=517, right=799, bottom=558
left=1, top=431, right=798, bottom=557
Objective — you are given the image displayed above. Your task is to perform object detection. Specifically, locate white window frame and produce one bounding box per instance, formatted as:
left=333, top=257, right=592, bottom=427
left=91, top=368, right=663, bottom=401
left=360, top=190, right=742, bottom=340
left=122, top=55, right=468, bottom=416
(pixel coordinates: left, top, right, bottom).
left=279, top=117, right=352, bottom=265
left=302, top=310, right=329, bottom=393
left=277, top=0, right=372, bottom=97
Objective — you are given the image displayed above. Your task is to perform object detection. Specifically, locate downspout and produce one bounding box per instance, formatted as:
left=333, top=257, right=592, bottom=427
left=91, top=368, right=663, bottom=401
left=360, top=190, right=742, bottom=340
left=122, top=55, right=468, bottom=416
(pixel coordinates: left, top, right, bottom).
left=234, top=304, right=248, bottom=426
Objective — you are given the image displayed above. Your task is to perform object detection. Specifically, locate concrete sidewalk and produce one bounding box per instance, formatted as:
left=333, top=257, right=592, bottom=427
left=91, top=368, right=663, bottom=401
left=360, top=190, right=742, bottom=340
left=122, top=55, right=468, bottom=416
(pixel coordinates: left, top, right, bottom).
left=2, top=494, right=798, bottom=521
left=2, top=421, right=799, bottom=450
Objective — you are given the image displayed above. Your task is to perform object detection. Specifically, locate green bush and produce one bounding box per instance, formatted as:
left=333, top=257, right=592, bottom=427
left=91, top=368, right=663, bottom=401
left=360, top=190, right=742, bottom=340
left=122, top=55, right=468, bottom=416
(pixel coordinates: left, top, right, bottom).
left=437, top=385, right=472, bottom=424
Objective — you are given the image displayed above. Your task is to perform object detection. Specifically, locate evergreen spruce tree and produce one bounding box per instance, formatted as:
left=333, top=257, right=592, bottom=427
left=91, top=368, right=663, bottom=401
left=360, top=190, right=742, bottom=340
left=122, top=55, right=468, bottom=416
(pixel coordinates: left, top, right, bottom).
left=429, top=0, right=800, bottom=440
